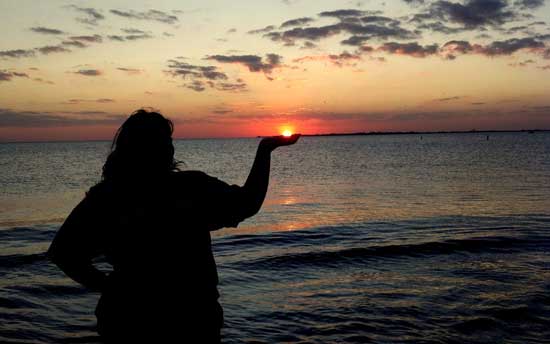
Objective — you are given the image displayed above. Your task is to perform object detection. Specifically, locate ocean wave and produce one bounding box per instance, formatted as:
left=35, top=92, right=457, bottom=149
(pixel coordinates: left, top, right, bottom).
left=234, top=235, right=544, bottom=270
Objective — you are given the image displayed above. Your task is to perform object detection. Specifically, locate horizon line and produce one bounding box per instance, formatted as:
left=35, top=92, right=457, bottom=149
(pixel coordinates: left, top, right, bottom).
left=1, top=129, right=548, bottom=144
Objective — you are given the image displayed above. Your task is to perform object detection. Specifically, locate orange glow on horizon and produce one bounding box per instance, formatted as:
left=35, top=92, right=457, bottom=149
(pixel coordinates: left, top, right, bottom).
left=282, top=129, right=292, bottom=137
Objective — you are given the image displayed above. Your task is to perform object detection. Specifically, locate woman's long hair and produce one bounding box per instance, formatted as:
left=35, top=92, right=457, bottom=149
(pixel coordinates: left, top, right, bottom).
left=102, top=109, right=179, bottom=182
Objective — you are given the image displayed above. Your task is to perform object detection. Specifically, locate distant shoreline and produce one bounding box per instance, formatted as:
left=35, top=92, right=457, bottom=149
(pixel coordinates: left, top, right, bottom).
left=2, top=129, right=549, bottom=144
left=299, top=129, right=550, bottom=137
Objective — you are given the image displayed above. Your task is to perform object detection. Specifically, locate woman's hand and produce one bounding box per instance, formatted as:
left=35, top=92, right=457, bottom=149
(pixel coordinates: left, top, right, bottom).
left=259, top=134, right=301, bottom=152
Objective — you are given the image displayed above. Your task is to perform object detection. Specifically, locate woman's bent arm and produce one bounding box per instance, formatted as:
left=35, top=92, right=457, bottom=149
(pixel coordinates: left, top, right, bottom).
left=48, top=197, right=107, bottom=292
left=239, top=134, right=300, bottom=218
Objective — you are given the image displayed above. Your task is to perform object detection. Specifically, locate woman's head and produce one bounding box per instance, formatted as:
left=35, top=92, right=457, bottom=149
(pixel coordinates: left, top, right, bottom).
left=102, top=109, right=178, bottom=181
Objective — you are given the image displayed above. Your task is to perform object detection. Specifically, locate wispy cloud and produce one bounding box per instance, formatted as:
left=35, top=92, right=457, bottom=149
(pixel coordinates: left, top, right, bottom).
left=66, top=5, right=105, bottom=26
left=0, top=108, right=123, bottom=128
left=36, top=45, right=71, bottom=55
left=293, top=51, right=361, bottom=67
left=30, top=27, right=65, bottom=35
left=434, top=96, right=462, bottom=102
left=73, top=69, right=103, bottom=76
left=116, top=67, right=143, bottom=75
left=64, top=98, right=115, bottom=104
left=165, top=58, right=247, bottom=92
left=0, top=70, right=29, bottom=82
left=110, top=9, right=179, bottom=24
left=0, top=49, right=36, bottom=59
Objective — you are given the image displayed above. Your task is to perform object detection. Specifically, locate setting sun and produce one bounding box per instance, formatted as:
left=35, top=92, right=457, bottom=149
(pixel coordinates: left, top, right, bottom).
left=282, top=130, right=292, bottom=137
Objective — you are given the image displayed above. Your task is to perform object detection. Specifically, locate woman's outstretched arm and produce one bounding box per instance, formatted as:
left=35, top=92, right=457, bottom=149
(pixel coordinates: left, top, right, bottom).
left=239, top=134, right=300, bottom=218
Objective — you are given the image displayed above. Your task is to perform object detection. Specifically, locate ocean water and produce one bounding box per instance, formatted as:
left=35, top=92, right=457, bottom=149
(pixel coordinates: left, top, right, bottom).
left=1, top=133, right=550, bottom=343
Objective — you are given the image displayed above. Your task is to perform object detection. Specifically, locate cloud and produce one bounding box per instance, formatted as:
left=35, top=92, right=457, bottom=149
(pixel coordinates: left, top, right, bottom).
left=212, top=109, right=234, bottom=114
left=0, top=70, right=29, bottom=82
left=441, top=37, right=546, bottom=58
left=318, top=9, right=367, bottom=19
left=73, top=69, right=103, bottom=76
left=509, top=59, right=535, bottom=66
left=266, top=15, right=417, bottom=47
left=281, top=17, right=315, bottom=28
left=478, top=37, right=545, bottom=56
left=116, top=67, right=143, bottom=75
left=65, top=98, right=115, bottom=104
left=107, top=30, right=153, bottom=41
left=514, top=0, right=546, bottom=9
left=66, top=5, right=105, bottom=26
left=30, top=27, right=65, bottom=35
left=0, top=108, right=123, bottom=128
left=32, top=78, right=55, bottom=85
left=110, top=9, right=179, bottom=24
left=107, top=35, right=126, bottom=42
left=124, top=33, right=154, bottom=41
left=293, top=51, right=361, bottom=66
left=36, top=45, right=71, bottom=55
left=69, top=34, right=103, bottom=43
left=416, top=21, right=468, bottom=34
left=165, top=58, right=246, bottom=92
left=0, top=69, right=55, bottom=84
left=208, top=80, right=247, bottom=92
left=0, top=49, right=36, bottom=59
left=379, top=42, right=439, bottom=57
left=247, top=25, right=276, bottom=34
left=166, top=60, right=228, bottom=80
left=61, top=35, right=103, bottom=48
left=121, top=28, right=149, bottom=34
left=185, top=80, right=206, bottom=92
left=411, top=0, right=521, bottom=29
left=207, top=54, right=283, bottom=75
left=62, top=40, right=87, bottom=48
left=434, top=96, right=462, bottom=101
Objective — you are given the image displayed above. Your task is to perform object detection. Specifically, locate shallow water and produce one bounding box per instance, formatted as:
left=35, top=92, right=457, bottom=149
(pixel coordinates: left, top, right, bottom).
left=1, top=133, right=550, bottom=343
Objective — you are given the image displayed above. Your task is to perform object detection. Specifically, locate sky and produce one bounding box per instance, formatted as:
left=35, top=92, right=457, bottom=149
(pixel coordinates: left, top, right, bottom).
left=1, top=0, right=550, bottom=141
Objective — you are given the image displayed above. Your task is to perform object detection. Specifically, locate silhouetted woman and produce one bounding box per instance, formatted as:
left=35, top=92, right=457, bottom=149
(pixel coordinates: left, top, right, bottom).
left=48, top=109, right=300, bottom=343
